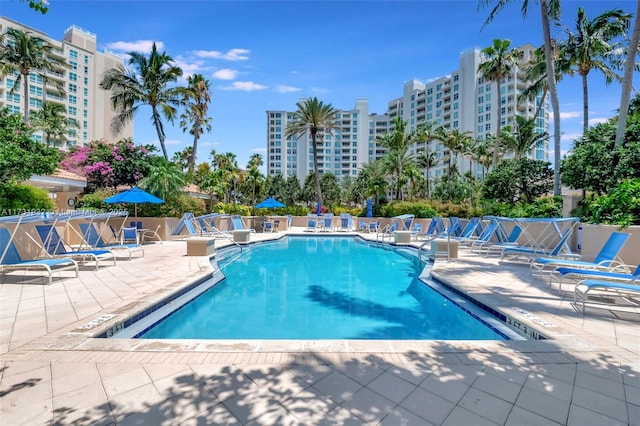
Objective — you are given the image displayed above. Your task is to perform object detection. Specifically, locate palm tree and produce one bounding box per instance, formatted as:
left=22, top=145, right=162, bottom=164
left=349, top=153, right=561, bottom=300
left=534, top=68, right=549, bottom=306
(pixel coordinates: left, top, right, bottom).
left=480, top=0, right=562, bottom=196
left=519, top=46, right=573, bottom=121
left=436, top=128, right=472, bottom=175
left=377, top=116, right=415, bottom=200
left=100, top=42, right=184, bottom=160
left=466, top=137, right=494, bottom=178
left=29, top=102, right=68, bottom=147
left=616, top=2, right=640, bottom=147
left=360, top=160, right=388, bottom=206
left=285, top=97, right=338, bottom=206
left=478, top=38, right=520, bottom=167
left=562, top=7, right=630, bottom=134
left=500, top=115, right=549, bottom=159
left=416, top=148, right=437, bottom=198
left=180, top=74, right=212, bottom=173
left=245, top=166, right=264, bottom=206
left=248, top=153, right=264, bottom=170
left=139, top=159, right=186, bottom=200
left=0, top=28, right=67, bottom=124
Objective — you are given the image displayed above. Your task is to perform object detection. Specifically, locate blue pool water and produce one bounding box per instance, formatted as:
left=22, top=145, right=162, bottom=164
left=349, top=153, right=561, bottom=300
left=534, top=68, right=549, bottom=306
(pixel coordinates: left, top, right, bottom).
left=137, top=237, right=509, bottom=340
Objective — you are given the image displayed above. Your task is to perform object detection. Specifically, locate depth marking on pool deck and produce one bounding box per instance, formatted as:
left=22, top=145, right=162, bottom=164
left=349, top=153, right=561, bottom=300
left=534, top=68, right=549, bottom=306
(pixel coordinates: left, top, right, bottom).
left=78, top=314, right=117, bottom=330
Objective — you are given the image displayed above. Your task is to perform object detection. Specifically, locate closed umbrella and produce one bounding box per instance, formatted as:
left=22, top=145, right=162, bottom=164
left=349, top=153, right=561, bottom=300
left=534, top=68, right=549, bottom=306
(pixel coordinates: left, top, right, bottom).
left=104, top=187, right=164, bottom=219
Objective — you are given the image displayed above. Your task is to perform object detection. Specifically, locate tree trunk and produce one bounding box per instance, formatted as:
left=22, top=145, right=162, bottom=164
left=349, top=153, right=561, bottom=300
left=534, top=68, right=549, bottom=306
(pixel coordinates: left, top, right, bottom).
left=541, top=0, right=562, bottom=196
left=616, top=0, right=640, bottom=147
left=581, top=72, right=589, bottom=135
left=152, top=108, right=169, bottom=160
left=189, top=131, right=198, bottom=174
left=492, top=78, right=502, bottom=167
left=22, top=71, right=30, bottom=124
left=311, top=129, right=323, bottom=206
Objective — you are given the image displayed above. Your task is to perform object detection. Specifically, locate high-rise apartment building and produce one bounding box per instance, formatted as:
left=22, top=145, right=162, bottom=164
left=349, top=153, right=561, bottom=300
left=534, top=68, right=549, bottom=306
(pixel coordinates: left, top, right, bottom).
left=0, top=16, right=133, bottom=147
left=268, top=43, right=548, bottom=185
left=386, top=43, right=548, bottom=180
left=266, top=99, right=378, bottom=181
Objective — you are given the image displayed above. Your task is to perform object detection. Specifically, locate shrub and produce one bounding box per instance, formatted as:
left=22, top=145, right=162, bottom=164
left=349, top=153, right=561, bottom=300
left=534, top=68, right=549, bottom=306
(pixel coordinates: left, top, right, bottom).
left=578, top=178, right=640, bottom=227
left=0, top=184, right=55, bottom=213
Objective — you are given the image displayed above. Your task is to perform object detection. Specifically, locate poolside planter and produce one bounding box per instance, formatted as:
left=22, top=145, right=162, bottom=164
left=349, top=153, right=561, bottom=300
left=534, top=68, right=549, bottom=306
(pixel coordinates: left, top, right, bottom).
left=233, top=229, right=252, bottom=244
left=393, top=231, right=412, bottom=244
left=186, top=237, right=216, bottom=256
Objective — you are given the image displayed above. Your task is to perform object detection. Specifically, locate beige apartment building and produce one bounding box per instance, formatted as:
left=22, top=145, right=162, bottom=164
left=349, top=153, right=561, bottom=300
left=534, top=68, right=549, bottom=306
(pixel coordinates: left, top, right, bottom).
left=0, top=16, right=133, bottom=148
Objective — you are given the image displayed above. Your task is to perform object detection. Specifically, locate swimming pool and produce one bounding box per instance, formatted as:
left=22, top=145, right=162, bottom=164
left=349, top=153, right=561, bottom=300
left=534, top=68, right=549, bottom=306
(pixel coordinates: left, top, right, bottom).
left=122, top=236, right=520, bottom=340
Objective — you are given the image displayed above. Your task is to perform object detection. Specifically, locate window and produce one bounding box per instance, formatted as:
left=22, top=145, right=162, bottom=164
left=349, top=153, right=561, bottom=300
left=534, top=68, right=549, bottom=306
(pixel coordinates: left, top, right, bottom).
left=83, top=88, right=88, bottom=96
left=485, top=123, right=491, bottom=131
left=83, top=77, right=88, bottom=85
left=84, top=66, right=89, bottom=74
left=70, top=61, right=78, bottom=70
left=453, top=93, right=458, bottom=100
left=485, top=93, right=491, bottom=101
left=29, top=74, right=43, bottom=83
left=6, top=78, right=15, bottom=88
left=69, top=50, right=78, bottom=59
left=68, top=83, right=77, bottom=93
left=69, top=95, right=77, bottom=104
left=83, top=110, right=88, bottom=118
left=29, top=98, right=42, bottom=108
left=485, top=113, right=491, bottom=121
left=478, top=96, right=484, bottom=103
left=29, top=85, right=43, bottom=96
left=69, top=72, right=77, bottom=82
left=453, top=74, right=459, bottom=82
left=453, top=83, right=459, bottom=91
left=83, top=121, right=88, bottom=129
left=68, top=106, right=77, bottom=115
left=6, top=92, right=20, bottom=102
left=84, top=55, right=89, bottom=64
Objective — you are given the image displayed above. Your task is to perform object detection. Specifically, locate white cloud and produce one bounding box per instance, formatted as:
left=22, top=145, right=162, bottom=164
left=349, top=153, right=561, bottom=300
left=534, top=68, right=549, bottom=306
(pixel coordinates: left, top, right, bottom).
left=174, top=57, right=206, bottom=78
left=275, top=84, right=301, bottom=94
left=561, top=132, right=582, bottom=143
left=212, top=68, right=238, bottom=80
left=193, top=48, right=250, bottom=61
left=220, top=81, right=268, bottom=91
left=164, top=139, right=183, bottom=146
left=588, top=117, right=609, bottom=126
left=199, top=141, right=220, bottom=147
left=559, top=111, right=580, bottom=120
left=105, top=40, right=163, bottom=53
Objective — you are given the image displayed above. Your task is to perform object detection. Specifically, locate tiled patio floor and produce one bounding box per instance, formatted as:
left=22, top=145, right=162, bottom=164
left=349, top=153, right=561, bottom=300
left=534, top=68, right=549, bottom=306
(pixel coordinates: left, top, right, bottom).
left=1, top=230, right=638, bottom=425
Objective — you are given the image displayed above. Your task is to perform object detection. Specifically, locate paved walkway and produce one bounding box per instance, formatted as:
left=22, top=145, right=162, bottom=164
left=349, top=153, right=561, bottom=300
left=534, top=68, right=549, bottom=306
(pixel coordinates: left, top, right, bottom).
left=1, top=230, right=638, bottom=425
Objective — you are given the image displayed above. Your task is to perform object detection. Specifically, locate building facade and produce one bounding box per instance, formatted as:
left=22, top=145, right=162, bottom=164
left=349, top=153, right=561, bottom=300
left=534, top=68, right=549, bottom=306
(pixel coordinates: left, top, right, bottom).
left=267, top=43, right=549, bottom=185
left=0, top=16, right=133, bottom=148
left=266, top=99, right=380, bottom=182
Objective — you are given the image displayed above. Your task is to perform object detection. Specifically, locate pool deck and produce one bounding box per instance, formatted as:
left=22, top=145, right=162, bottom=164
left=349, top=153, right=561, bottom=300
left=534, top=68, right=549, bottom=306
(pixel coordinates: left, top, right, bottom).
left=1, top=229, right=638, bottom=425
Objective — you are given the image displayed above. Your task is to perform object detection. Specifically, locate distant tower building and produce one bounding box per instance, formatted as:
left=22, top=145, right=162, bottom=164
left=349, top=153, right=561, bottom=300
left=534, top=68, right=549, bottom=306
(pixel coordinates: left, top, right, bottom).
left=267, top=43, right=548, bottom=186
left=386, top=44, right=549, bottom=180
left=266, top=99, right=380, bottom=182
left=0, top=16, right=133, bottom=148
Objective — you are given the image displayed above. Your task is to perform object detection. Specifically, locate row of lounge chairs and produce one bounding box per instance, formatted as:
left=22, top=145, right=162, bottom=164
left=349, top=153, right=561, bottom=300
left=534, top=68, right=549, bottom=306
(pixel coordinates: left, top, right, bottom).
left=0, top=211, right=145, bottom=284
left=450, top=216, right=638, bottom=313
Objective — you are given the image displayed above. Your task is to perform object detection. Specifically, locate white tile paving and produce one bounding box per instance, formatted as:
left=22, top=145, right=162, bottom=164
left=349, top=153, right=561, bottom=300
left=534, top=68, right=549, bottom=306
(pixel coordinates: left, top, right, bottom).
left=0, top=229, right=639, bottom=425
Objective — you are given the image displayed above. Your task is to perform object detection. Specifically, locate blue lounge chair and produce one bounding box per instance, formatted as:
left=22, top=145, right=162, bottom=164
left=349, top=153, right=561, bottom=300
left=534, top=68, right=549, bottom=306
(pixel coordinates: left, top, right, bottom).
left=501, top=227, right=574, bottom=262
left=551, top=264, right=640, bottom=294
left=0, top=228, right=78, bottom=284
left=574, top=275, right=640, bottom=313
left=78, top=223, right=144, bottom=260
left=321, top=213, right=334, bottom=232
left=35, top=224, right=116, bottom=270
left=530, top=232, right=630, bottom=276
left=462, top=223, right=498, bottom=249
left=230, top=215, right=256, bottom=233
left=410, top=223, right=422, bottom=238
left=453, top=217, right=481, bottom=241
left=262, top=219, right=274, bottom=233
left=339, top=213, right=353, bottom=231
left=306, top=214, right=320, bottom=232
left=447, top=217, right=462, bottom=237
left=414, top=217, right=444, bottom=240
left=480, top=225, right=522, bottom=255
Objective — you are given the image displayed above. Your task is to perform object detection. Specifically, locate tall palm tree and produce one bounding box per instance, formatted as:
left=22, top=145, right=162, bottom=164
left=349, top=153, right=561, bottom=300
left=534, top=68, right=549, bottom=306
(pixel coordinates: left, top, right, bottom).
left=245, top=166, right=264, bottom=206
left=436, top=128, right=472, bottom=175
left=0, top=28, right=67, bottom=124
left=562, top=7, right=630, bottom=134
left=500, top=115, right=549, bottom=159
left=139, top=159, right=186, bottom=201
left=478, top=38, right=520, bottom=167
left=100, top=42, right=184, bottom=160
left=377, top=116, right=415, bottom=200
left=180, top=74, right=212, bottom=173
left=519, top=46, right=573, bottom=121
left=248, top=153, right=264, bottom=170
left=416, top=148, right=437, bottom=198
left=466, top=137, right=494, bottom=178
left=480, top=0, right=563, bottom=196
left=285, top=97, right=338, bottom=206
left=616, top=1, right=640, bottom=147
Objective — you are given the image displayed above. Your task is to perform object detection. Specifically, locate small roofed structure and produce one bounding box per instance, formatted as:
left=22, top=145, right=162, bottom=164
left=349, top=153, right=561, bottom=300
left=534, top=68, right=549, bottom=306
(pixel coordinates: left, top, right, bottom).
left=26, top=168, right=87, bottom=211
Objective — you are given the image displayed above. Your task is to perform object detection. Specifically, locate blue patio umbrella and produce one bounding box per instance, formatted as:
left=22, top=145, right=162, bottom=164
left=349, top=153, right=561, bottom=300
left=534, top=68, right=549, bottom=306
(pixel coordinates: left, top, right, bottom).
left=366, top=198, right=373, bottom=218
left=254, top=197, right=285, bottom=209
left=104, top=187, right=164, bottom=219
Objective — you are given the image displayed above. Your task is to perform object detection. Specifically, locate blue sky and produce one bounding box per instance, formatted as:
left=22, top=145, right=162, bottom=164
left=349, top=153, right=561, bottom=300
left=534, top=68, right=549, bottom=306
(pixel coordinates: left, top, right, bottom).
left=2, top=0, right=637, bottom=168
